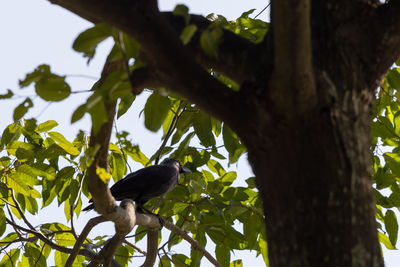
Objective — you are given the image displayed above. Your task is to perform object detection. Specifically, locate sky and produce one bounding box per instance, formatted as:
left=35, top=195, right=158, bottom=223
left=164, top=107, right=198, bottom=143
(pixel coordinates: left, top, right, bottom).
left=0, top=0, right=399, bottom=266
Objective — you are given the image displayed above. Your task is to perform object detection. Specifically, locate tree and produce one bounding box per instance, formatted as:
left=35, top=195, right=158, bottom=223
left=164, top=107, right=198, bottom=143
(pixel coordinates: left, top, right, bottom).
left=1, top=0, right=400, bottom=266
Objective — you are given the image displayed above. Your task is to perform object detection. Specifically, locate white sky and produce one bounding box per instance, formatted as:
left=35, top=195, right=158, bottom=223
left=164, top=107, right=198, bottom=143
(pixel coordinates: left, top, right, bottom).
left=0, top=0, right=399, bottom=266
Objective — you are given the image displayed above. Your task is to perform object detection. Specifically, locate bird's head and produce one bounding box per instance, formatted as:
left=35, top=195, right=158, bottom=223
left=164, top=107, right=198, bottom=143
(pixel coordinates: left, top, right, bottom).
left=162, top=159, right=191, bottom=174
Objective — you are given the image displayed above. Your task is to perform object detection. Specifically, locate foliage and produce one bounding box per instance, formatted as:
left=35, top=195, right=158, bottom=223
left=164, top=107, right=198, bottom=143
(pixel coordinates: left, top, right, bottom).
left=0, top=3, right=398, bottom=266
left=0, top=8, right=265, bottom=267
left=372, top=62, right=400, bottom=250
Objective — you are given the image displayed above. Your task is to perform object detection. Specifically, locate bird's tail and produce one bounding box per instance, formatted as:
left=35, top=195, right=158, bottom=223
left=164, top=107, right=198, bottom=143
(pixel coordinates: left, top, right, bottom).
left=82, top=203, right=95, bottom=212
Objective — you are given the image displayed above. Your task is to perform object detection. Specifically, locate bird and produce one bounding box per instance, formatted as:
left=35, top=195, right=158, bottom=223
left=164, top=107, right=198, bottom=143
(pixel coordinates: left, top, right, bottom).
left=82, top=159, right=190, bottom=212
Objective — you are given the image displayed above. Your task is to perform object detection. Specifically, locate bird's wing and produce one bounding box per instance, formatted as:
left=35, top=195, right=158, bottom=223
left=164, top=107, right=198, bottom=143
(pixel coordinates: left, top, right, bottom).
left=110, top=165, right=177, bottom=201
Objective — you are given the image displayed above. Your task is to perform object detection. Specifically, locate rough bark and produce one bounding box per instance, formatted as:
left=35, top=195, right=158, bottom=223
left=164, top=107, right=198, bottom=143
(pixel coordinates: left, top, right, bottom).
left=46, top=0, right=400, bottom=266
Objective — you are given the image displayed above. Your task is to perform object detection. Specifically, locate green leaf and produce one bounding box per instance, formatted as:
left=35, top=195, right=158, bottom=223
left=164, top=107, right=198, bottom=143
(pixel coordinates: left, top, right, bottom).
left=215, top=246, right=230, bottom=267
left=110, top=152, right=126, bottom=182
left=200, top=29, right=218, bottom=59
left=48, top=132, right=80, bottom=156
left=38, top=120, right=58, bottom=132
left=13, top=98, right=33, bottom=121
left=96, top=167, right=111, bottom=184
left=19, top=64, right=51, bottom=88
left=117, top=93, right=135, bottom=118
left=144, top=92, right=171, bottom=132
left=173, top=4, right=190, bottom=24
left=0, top=209, right=6, bottom=237
left=25, top=242, right=46, bottom=266
left=258, top=231, right=269, bottom=266
left=121, top=33, right=141, bottom=59
left=72, top=23, right=113, bottom=61
left=387, top=68, right=400, bottom=89
left=385, top=210, right=398, bottom=246
left=0, top=248, right=20, bottom=266
left=230, top=260, right=243, bottom=267
left=54, top=250, right=68, bottom=266
left=0, top=89, right=14, bottom=99
left=379, top=232, right=396, bottom=250
left=8, top=173, right=40, bottom=198
left=180, top=24, right=197, bottom=45
left=171, top=132, right=195, bottom=160
left=35, top=75, right=71, bottom=101
left=193, top=111, right=215, bottom=147
left=71, top=104, right=87, bottom=123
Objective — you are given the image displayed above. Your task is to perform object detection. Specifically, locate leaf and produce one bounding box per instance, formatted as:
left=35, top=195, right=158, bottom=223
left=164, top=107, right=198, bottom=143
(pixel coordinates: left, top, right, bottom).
left=173, top=4, right=190, bottom=24
left=48, top=132, right=80, bottom=156
left=387, top=68, right=400, bottom=89
left=71, top=104, right=87, bottom=123
left=13, top=98, right=33, bottom=121
left=55, top=250, right=68, bottom=266
left=0, top=248, right=20, bottom=266
left=258, top=233, right=269, bottom=265
left=180, top=24, right=197, bottom=45
left=379, top=232, right=396, bottom=250
left=230, top=260, right=243, bottom=267
left=200, top=29, right=219, bottom=59
left=110, top=152, right=126, bottom=182
left=96, top=167, right=111, bottom=184
left=8, top=173, right=40, bottom=198
left=0, top=89, right=13, bottom=99
left=72, top=23, right=113, bottom=61
left=144, top=92, right=171, bottom=132
left=19, top=64, right=51, bottom=88
left=0, top=208, right=6, bottom=237
left=385, top=210, right=398, bottom=246
left=121, top=33, right=141, bottom=59
left=215, top=246, right=230, bottom=267
left=37, top=120, right=58, bottom=132
left=117, top=93, right=135, bottom=118
left=193, top=111, right=215, bottom=147
left=35, top=75, right=71, bottom=101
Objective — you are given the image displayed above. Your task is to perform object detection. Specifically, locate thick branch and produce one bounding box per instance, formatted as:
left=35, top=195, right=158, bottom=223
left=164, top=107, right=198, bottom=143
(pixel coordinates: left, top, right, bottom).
left=48, top=0, right=246, bottom=129
left=270, top=0, right=316, bottom=116
left=139, top=229, right=159, bottom=267
left=161, top=12, right=263, bottom=84
left=373, top=0, right=400, bottom=75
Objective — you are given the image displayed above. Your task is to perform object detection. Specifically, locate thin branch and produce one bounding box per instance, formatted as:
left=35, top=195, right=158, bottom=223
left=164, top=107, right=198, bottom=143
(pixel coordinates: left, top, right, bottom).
left=9, top=188, right=36, bottom=231
left=70, top=172, right=87, bottom=239
left=154, top=100, right=185, bottom=164
left=114, top=122, right=132, bottom=173
left=124, top=239, right=146, bottom=256
left=163, top=221, right=222, bottom=267
left=254, top=3, right=271, bottom=19
left=48, top=0, right=246, bottom=130
left=66, top=215, right=106, bottom=267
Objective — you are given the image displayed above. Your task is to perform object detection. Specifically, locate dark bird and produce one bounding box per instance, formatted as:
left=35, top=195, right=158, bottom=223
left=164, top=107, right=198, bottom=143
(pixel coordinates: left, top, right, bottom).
left=83, top=159, right=190, bottom=212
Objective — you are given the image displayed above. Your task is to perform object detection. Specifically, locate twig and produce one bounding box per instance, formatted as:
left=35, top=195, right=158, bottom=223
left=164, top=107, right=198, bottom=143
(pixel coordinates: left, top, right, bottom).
left=9, top=188, right=36, bottom=231
left=124, top=239, right=146, bottom=255
left=70, top=172, right=87, bottom=239
left=154, top=100, right=185, bottom=164
left=114, top=122, right=132, bottom=173
left=254, top=3, right=271, bottom=19
left=163, top=221, right=222, bottom=267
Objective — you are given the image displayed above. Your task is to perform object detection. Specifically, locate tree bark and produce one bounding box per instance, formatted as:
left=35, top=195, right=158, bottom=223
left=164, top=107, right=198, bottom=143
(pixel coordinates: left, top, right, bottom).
left=244, top=93, right=382, bottom=266
left=45, top=0, right=400, bottom=266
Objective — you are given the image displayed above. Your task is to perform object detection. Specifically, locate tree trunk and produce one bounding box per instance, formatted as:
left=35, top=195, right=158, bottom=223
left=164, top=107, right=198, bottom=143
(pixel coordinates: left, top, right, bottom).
left=243, top=84, right=383, bottom=266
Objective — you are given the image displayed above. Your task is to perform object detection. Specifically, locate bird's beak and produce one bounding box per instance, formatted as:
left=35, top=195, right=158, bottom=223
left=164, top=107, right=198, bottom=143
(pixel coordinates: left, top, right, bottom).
left=181, top=166, right=191, bottom=173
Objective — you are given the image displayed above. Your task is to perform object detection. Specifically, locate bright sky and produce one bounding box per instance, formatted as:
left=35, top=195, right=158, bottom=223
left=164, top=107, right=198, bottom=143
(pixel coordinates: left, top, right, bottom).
left=0, top=0, right=399, bottom=266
